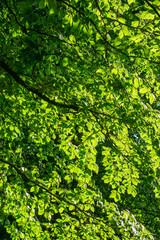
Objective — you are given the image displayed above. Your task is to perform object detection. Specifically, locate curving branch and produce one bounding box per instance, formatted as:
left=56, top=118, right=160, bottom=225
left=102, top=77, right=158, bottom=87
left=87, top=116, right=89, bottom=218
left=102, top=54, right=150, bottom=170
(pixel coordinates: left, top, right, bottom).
left=0, top=60, right=79, bottom=111
left=0, top=60, right=124, bottom=120
left=0, top=157, right=117, bottom=230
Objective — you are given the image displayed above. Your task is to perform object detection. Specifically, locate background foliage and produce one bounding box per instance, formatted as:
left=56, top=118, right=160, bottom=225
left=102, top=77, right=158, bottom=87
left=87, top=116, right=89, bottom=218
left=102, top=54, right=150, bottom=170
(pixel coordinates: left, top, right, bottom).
left=0, top=0, right=160, bottom=239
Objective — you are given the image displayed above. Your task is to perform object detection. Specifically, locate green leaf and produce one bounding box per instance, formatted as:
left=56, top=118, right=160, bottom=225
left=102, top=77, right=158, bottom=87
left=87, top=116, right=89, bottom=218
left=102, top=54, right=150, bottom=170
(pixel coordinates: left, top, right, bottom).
left=131, top=21, right=139, bottom=27
left=128, top=0, right=135, bottom=4
left=30, top=186, right=35, bottom=192
left=39, top=0, right=45, bottom=9
left=62, top=57, right=69, bottom=67
left=69, top=205, right=75, bottom=211
left=49, top=8, right=54, bottom=15
left=96, top=69, right=105, bottom=74
left=46, top=136, right=51, bottom=142
left=134, top=78, right=139, bottom=88
left=149, top=93, right=155, bottom=104
left=110, top=190, right=116, bottom=199
left=69, top=35, right=76, bottom=43
left=63, top=15, right=70, bottom=25
left=10, top=125, right=14, bottom=131
left=141, top=11, right=154, bottom=20
left=59, top=207, right=64, bottom=213
left=139, top=87, right=148, bottom=94
left=38, top=207, right=44, bottom=215
left=119, top=31, right=124, bottom=39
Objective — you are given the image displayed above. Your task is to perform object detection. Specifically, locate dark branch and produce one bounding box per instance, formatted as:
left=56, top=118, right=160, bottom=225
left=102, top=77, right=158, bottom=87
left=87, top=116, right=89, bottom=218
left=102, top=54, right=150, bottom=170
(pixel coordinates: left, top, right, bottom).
left=144, top=0, right=160, bottom=18
left=0, top=60, right=79, bottom=111
left=0, top=157, right=117, bottom=229
left=4, top=0, right=27, bottom=34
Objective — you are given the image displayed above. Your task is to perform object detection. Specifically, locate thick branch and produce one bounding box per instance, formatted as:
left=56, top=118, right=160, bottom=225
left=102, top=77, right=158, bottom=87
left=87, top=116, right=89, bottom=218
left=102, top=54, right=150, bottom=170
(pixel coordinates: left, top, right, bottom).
left=0, top=60, right=79, bottom=111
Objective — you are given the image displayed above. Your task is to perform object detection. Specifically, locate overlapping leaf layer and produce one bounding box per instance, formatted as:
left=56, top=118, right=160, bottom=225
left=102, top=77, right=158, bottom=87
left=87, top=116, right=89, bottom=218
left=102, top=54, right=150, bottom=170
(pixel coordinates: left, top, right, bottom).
left=0, top=0, right=160, bottom=239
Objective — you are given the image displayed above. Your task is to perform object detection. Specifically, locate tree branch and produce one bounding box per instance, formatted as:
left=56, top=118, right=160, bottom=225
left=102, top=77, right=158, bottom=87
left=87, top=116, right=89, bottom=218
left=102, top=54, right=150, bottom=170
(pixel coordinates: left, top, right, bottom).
left=144, top=0, right=160, bottom=18
left=0, top=60, right=79, bottom=111
left=4, top=0, right=27, bottom=34
left=0, top=157, right=117, bottom=229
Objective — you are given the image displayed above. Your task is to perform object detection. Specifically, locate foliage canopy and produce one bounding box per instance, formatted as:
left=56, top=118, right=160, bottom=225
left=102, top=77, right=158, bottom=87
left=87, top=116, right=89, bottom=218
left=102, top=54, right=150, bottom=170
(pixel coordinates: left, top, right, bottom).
left=0, top=0, right=160, bottom=239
